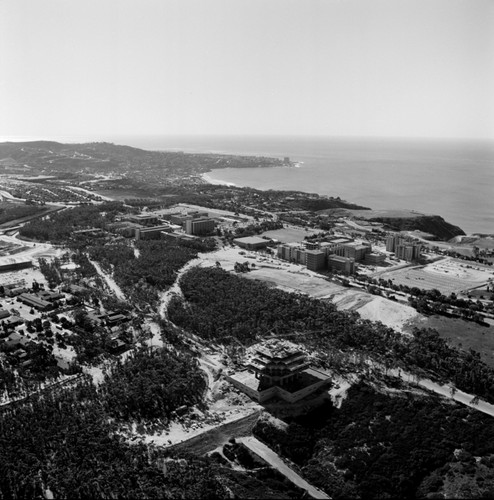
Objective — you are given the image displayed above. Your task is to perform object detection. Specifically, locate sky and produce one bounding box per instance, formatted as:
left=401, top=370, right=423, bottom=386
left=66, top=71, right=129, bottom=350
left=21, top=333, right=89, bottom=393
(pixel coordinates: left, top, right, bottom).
left=0, top=0, right=493, bottom=140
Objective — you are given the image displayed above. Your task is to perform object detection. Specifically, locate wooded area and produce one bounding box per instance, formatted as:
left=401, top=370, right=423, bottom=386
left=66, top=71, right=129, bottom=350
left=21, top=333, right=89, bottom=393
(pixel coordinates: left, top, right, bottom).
left=169, top=267, right=494, bottom=403
left=254, top=382, right=494, bottom=498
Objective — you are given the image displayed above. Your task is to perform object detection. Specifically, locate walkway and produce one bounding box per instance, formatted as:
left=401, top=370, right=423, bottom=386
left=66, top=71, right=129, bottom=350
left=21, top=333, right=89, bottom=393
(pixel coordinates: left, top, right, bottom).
left=238, top=436, right=330, bottom=499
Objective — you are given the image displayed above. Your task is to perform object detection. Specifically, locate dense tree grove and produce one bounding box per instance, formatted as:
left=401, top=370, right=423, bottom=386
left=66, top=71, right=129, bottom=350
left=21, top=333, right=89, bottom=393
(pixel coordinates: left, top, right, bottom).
left=0, top=378, right=225, bottom=499
left=88, top=238, right=216, bottom=307
left=0, top=203, right=45, bottom=225
left=168, top=267, right=494, bottom=402
left=19, top=202, right=127, bottom=243
left=100, top=348, right=206, bottom=421
left=0, top=364, right=301, bottom=499
left=253, top=382, right=494, bottom=499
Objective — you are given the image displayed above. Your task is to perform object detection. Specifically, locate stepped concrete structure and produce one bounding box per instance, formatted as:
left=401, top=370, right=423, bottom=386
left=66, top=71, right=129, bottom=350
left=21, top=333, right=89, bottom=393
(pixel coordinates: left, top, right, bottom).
left=226, top=339, right=330, bottom=403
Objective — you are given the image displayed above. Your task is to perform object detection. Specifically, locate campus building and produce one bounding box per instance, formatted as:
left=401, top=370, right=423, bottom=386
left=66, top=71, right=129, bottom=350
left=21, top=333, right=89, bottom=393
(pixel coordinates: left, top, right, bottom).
left=277, top=243, right=307, bottom=265
left=0, top=258, right=33, bottom=273
left=226, top=339, right=330, bottom=403
left=328, top=255, right=356, bottom=274
left=334, top=242, right=371, bottom=262
left=305, top=249, right=326, bottom=271
left=18, top=293, right=52, bottom=311
left=364, top=252, right=386, bottom=265
left=169, top=210, right=209, bottom=227
left=127, top=213, right=160, bottom=226
left=234, top=236, right=270, bottom=250
left=395, top=243, right=421, bottom=262
left=135, top=224, right=177, bottom=240
left=386, top=234, right=408, bottom=253
left=185, top=217, right=215, bottom=236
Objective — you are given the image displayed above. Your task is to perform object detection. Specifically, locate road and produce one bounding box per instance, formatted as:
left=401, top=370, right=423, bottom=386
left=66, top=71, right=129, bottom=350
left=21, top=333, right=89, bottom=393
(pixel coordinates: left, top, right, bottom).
left=88, top=257, right=126, bottom=300
left=238, top=436, right=331, bottom=499
left=389, top=367, right=494, bottom=418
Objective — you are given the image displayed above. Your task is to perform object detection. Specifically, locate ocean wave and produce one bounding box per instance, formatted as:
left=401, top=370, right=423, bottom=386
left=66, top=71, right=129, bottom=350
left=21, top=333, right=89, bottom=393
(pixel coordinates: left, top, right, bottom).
left=201, top=173, right=237, bottom=187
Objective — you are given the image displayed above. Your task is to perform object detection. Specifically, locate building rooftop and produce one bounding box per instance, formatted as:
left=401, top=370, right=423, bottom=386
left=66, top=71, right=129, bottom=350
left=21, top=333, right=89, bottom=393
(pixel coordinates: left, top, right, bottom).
left=233, top=236, right=269, bottom=245
left=253, top=339, right=302, bottom=360
left=328, top=255, right=353, bottom=263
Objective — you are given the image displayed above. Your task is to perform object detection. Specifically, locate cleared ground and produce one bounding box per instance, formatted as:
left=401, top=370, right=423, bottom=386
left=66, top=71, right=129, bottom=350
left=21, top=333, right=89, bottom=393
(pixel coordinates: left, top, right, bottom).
left=261, top=226, right=319, bottom=243
left=378, top=258, right=494, bottom=295
left=330, top=290, right=419, bottom=332
left=196, top=247, right=419, bottom=333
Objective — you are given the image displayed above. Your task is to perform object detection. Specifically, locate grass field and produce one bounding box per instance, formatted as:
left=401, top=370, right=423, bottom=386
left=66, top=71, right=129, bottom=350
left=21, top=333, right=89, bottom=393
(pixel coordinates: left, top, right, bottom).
left=407, top=315, right=494, bottom=368
left=261, top=226, right=318, bottom=243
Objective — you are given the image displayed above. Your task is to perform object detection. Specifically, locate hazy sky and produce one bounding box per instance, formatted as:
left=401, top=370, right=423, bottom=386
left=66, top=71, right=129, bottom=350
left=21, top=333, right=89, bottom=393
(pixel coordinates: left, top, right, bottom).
left=1, top=0, right=493, bottom=140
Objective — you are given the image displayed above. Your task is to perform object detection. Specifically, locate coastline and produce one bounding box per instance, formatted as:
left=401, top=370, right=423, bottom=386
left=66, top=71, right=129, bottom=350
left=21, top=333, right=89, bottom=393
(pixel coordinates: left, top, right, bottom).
left=200, top=173, right=237, bottom=187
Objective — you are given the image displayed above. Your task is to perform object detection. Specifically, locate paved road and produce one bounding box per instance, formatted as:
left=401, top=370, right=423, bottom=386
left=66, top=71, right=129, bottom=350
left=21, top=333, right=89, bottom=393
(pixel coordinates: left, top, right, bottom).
left=238, top=436, right=331, bottom=499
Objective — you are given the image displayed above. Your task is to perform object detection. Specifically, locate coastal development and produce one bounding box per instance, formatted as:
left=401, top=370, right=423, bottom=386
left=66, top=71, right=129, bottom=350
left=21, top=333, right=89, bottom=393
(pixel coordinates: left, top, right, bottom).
left=1, top=141, right=494, bottom=498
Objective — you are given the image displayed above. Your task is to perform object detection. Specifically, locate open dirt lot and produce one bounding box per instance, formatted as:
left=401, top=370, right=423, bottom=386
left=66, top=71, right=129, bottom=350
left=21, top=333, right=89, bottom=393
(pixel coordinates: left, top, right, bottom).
left=378, top=257, right=494, bottom=295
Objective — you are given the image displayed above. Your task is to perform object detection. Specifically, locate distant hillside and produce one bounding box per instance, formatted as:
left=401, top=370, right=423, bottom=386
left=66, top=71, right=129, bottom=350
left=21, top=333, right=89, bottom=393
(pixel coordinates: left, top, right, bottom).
left=370, top=214, right=465, bottom=240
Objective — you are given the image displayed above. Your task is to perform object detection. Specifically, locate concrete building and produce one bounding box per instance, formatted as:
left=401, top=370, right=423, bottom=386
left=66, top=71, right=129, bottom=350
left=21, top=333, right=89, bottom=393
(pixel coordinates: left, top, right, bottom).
left=396, top=243, right=421, bottom=262
left=234, top=236, right=270, bottom=250
left=226, top=339, right=330, bottom=403
left=127, top=213, right=160, bottom=226
left=386, top=234, right=406, bottom=253
left=135, top=224, right=177, bottom=240
left=364, top=252, right=386, bottom=265
left=161, top=231, right=196, bottom=243
left=304, top=241, right=319, bottom=251
left=305, top=249, right=326, bottom=271
left=335, top=242, right=371, bottom=262
left=328, top=255, right=356, bottom=274
left=185, top=217, right=215, bottom=236
left=169, top=210, right=209, bottom=228
left=277, top=243, right=306, bottom=265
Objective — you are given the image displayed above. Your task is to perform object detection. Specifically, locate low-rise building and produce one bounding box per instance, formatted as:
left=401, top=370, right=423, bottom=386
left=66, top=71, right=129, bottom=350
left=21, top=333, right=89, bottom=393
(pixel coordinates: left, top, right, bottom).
left=0, top=258, right=32, bottom=273
left=0, top=309, right=11, bottom=320
left=364, top=252, right=386, bottom=265
left=234, top=236, right=270, bottom=250
left=18, top=293, right=52, bottom=311
left=136, top=224, right=177, bottom=240
left=127, top=213, right=160, bottom=226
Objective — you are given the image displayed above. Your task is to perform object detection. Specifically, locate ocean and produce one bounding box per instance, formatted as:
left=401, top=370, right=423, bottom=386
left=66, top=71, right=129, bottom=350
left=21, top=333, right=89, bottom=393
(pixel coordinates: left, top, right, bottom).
left=29, top=134, right=494, bottom=235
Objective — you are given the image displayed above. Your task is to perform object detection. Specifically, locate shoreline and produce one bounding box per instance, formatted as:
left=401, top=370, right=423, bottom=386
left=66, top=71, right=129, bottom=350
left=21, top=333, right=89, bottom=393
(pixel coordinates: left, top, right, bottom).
left=198, top=173, right=494, bottom=241
left=199, top=173, right=237, bottom=187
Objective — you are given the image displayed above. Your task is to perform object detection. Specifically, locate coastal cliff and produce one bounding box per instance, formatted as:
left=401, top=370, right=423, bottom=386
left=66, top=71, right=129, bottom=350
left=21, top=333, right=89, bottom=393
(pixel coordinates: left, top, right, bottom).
left=370, top=214, right=465, bottom=241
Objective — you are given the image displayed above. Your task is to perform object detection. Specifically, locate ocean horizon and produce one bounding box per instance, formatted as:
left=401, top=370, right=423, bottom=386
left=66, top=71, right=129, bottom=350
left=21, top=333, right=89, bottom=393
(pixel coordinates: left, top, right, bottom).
left=3, top=134, right=493, bottom=235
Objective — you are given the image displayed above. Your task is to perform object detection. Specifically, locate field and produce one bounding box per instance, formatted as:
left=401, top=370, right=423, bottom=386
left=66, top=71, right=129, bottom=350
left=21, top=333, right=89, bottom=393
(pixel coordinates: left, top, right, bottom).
left=379, top=257, right=494, bottom=295
left=407, top=315, right=494, bottom=368
left=261, top=225, right=318, bottom=243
